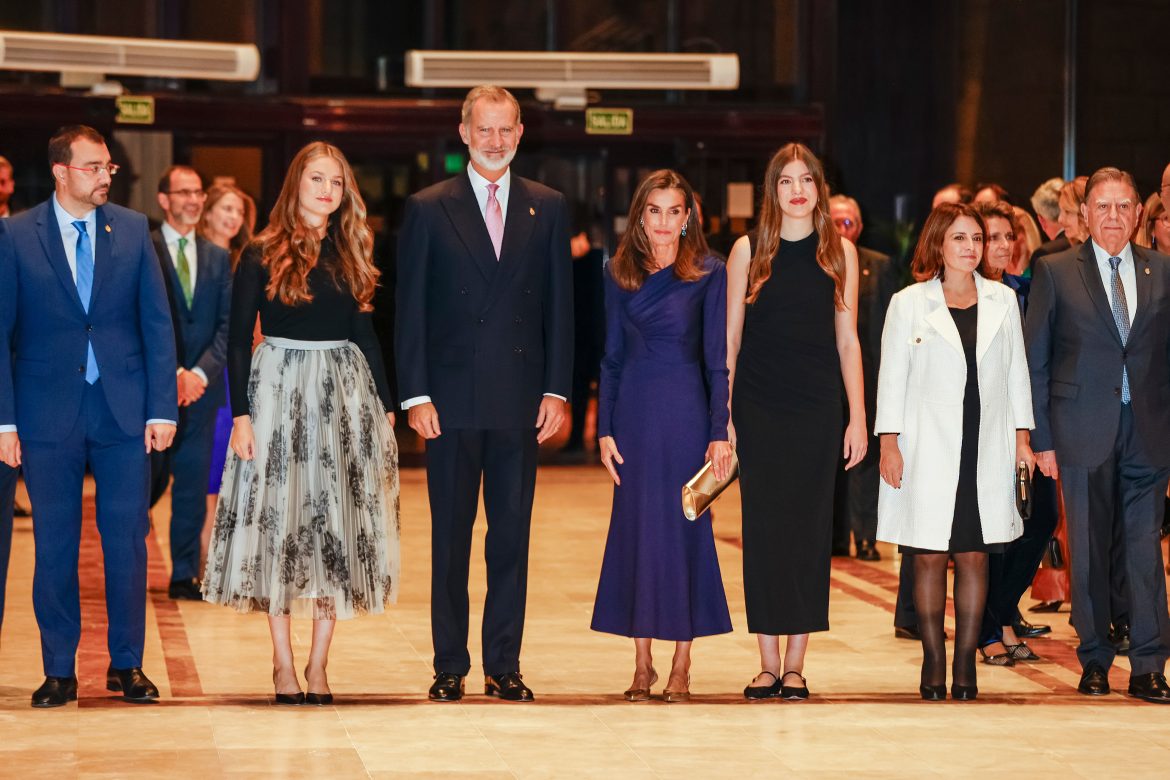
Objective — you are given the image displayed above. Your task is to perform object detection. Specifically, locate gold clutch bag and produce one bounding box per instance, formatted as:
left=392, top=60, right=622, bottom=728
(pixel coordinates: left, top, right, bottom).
left=682, top=451, right=740, bottom=521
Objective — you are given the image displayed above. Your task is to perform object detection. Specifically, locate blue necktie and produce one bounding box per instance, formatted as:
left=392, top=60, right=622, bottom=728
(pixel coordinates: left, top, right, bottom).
left=1107, top=256, right=1130, bottom=404
left=72, top=220, right=100, bottom=384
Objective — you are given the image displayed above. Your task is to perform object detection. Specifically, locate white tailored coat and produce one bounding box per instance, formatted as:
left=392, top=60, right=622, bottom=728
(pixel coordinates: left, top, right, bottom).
left=874, top=274, right=1034, bottom=551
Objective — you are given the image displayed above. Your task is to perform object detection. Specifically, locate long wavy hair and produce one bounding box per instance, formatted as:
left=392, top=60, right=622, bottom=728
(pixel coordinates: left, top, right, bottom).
left=198, top=183, right=256, bottom=269
left=746, top=143, right=846, bottom=308
left=252, top=141, right=378, bottom=311
left=609, top=169, right=710, bottom=291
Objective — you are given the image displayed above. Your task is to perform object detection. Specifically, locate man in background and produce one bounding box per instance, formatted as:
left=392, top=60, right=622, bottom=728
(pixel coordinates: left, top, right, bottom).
left=1030, top=177, right=1069, bottom=262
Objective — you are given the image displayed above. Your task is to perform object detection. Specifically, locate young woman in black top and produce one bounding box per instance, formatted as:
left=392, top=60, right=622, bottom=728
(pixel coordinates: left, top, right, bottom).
left=203, top=142, right=399, bottom=705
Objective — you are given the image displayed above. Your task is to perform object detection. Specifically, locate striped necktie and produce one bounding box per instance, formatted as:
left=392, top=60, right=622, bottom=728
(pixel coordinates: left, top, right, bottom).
left=1107, top=256, right=1131, bottom=404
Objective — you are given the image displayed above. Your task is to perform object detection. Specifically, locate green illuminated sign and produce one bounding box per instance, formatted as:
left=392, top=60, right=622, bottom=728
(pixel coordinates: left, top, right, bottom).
left=585, top=108, right=633, bottom=135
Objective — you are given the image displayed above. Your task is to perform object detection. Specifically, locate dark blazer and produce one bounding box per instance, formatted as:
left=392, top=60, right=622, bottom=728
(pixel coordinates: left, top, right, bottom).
left=1024, top=241, right=1170, bottom=468
left=395, top=172, right=573, bottom=430
left=856, top=245, right=897, bottom=413
left=1029, top=231, right=1070, bottom=265
left=0, top=200, right=177, bottom=441
left=150, top=231, right=232, bottom=408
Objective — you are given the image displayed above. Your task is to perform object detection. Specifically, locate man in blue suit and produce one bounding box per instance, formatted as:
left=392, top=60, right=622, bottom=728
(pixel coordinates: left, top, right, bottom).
left=151, top=165, right=231, bottom=600
left=0, top=125, right=178, bottom=707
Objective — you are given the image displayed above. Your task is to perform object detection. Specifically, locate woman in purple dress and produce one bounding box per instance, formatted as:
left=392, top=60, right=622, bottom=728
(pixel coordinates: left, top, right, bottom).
left=592, top=170, right=734, bottom=703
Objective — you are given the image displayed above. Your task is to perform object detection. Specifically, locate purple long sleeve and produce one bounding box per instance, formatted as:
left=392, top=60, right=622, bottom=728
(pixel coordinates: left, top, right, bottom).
left=702, top=260, right=730, bottom=442
left=596, top=266, right=625, bottom=439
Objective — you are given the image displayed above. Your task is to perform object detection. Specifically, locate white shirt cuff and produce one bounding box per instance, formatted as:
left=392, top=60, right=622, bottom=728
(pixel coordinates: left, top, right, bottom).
left=543, top=393, right=567, bottom=401
left=190, top=368, right=209, bottom=386
left=401, top=395, right=431, bottom=410
left=146, top=419, right=178, bottom=427
left=0, top=425, right=16, bottom=434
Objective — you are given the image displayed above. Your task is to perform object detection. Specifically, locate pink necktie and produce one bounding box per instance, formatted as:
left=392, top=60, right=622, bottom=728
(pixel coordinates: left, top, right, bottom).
left=485, top=182, right=504, bottom=259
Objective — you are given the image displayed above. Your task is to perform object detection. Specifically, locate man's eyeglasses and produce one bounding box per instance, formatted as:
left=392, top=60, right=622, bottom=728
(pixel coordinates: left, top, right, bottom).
left=833, top=217, right=856, bottom=229
left=63, top=164, right=120, bottom=177
left=165, top=188, right=207, bottom=199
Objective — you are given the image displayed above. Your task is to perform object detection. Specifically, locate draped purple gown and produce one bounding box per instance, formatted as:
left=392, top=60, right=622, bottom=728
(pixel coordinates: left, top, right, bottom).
left=591, top=256, right=733, bottom=641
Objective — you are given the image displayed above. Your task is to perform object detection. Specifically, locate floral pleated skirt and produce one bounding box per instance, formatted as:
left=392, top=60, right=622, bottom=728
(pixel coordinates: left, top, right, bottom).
left=203, top=337, right=400, bottom=620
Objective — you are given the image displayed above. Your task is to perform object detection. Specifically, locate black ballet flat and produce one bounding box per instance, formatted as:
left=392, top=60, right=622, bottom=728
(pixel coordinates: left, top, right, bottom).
left=743, top=671, right=781, bottom=700
left=780, top=671, right=809, bottom=700
left=919, top=684, right=946, bottom=701
left=304, top=692, right=333, bottom=706
left=951, top=684, right=978, bottom=701
left=274, top=691, right=305, bottom=706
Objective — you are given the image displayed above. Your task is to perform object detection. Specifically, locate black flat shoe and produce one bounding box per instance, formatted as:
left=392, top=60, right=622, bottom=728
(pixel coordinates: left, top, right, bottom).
left=780, top=671, right=809, bottom=700
left=106, top=665, right=159, bottom=703
left=275, top=691, right=305, bottom=705
left=485, top=672, right=534, bottom=702
left=31, top=676, right=77, bottom=708
left=1011, top=616, right=1051, bottom=637
left=978, top=644, right=1015, bottom=667
left=428, top=672, right=465, bottom=702
left=856, top=540, right=881, bottom=561
left=951, top=684, right=978, bottom=701
left=167, top=578, right=204, bottom=601
left=1028, top=600, right=1062, bottom=614
left=1128, top=672, right=1170, bottom=704
left=919, top=684, right=946, bottom=701
left=304, top=692, right=333, bottom=705
left=1077, top=664, right=1110, bottom=696
left=743, top=671, right=781, bottom=700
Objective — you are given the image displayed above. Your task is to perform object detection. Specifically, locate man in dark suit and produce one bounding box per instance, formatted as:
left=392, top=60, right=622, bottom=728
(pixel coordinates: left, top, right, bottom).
left=829, top=195, right=896, bottom=561
left=151, top=165, right=231, bottom=600
left=396, top=86, right=573, bottom=703
left=1029, top=177, right=1070, bottom=263
left=0, top=125, right=177, bottom=707
left=1026, top=166, right=1170, bottom=703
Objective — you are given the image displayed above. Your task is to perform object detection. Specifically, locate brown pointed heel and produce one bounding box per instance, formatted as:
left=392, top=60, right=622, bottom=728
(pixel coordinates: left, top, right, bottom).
left=623, top=668, right=658, bottom=702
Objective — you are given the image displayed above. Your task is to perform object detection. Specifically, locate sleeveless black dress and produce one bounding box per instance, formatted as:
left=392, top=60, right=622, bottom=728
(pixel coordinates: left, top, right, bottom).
left=734, top=233, right=842, bottom=635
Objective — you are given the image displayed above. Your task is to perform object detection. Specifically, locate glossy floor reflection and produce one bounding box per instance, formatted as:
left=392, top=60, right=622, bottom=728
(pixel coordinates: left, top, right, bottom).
left=1, top=467, right=1169, bottom=778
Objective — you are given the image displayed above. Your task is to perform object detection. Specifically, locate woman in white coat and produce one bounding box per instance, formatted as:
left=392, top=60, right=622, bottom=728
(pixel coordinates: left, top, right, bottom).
left=876, top=202, right=1034, bottom=701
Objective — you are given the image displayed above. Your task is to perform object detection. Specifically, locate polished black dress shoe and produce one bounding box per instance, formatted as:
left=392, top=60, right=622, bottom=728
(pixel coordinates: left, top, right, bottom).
left=743, top=671, right=781, bottom=699
left=1077, top=664, right=1110, bottom=696
left=168, top=578, right=203, bottom=601
left=1128, top=672, right=1170, bottom=703
left=919, top=684, right=946, bottom=701
left=1108, top=621, right=1131, bottom=655
left=485, top=672, right=534, bottom=701
left=856, top=540, right=881, bottom=562
left=106, top=665, right=160, bottom=703
left=1011, top=615, right=1051, bottom=637
left=951, top=684, right=978, bottom=701
left=428, top=672, right=465, bottom=702
left=1028, top=600, right=1062, bottom=613
left=31, top=676, right=78, bottom=708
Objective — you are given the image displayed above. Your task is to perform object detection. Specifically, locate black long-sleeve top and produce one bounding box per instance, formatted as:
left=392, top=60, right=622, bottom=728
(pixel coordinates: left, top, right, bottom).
left=227, top=236, right=393, bottom=416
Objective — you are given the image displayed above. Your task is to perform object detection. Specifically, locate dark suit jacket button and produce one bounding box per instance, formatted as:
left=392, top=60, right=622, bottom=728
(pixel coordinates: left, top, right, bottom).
left=523, top=288, right=531, bottom=295
left=78, top=366, right=85, bottom=373
left=461, top=288, right=469, bottom=295
left=1114, top=388, right=1121, bottom=396
left=86, top=325, right=93, bottom=332
left=478, top=317, right=485, bottom=324
left=514, top=317, right=523, bottom=324
left=513, top=347, right=523, bottom=354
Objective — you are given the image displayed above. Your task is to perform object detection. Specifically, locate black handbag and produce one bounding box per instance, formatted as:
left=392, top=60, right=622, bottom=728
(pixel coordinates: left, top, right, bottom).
left=1016, top=461, right=1032, bottom=522
left=1045, top=536, right=1066, bottom=569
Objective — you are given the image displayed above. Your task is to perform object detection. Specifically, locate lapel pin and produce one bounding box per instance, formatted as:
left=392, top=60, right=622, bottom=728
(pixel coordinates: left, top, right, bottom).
left=105, top=224, right=111, bottom=233
left=529, top=207, right=535, bottom=216
left=1144, top=267, right=1150, bottom=275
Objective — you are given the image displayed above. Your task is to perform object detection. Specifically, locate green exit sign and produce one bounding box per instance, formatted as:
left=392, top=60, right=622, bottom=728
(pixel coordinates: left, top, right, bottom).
left=585, top=108, right=633, bottom=135
left=115, top=95, right=155, bottom=125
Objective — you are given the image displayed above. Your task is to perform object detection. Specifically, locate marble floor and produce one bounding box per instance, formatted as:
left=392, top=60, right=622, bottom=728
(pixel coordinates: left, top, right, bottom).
left=1, top=465, right=1169, bottom=779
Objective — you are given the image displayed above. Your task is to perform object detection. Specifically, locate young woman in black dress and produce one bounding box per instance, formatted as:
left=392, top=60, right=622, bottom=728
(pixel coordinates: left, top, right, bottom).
left=726, top=143, right=867, bottom=700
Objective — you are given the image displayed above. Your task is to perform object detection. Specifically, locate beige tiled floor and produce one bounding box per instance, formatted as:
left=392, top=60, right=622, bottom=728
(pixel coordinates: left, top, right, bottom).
left=2, top=466, right=1169, bottom=778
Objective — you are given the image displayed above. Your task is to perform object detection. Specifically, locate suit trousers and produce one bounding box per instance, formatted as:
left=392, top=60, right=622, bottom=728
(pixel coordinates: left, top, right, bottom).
left=426, top=428, right=538, bottom=677
left=0, top=464, right=16, bottom=637
left=894, top=553, right=917, bottom=628
left=21, top=380, right=150, bottom=677
left=168, top=399, right=218, bottom=582
left=1061, top=404, right=1170, bottom=676
left=980, top=472, right=1059, bottom=644
left=848, top=438, right=880, bottom=543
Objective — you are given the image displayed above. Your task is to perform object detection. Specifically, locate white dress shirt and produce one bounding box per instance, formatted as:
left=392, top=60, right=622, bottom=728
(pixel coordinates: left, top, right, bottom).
left=400, top=164, right=564, bottom=410
left=1090, top=239, right=1137, bottom=326
left=160, top=220, right=199, bottom=294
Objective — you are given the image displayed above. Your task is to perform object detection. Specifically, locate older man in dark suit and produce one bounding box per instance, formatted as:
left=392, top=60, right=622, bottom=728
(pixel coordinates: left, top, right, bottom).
left=1026, top=166, right=1170, bottom=703
left=396, top=86, right=573, bottom=703
left=0, top=125, right=177, bottom=707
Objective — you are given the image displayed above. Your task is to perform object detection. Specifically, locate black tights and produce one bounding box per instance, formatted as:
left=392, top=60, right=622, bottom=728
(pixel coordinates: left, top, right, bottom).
left=913, top=552, right=988, bottom=688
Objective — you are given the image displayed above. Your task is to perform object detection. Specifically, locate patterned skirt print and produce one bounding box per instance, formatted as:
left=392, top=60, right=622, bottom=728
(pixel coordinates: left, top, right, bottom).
left=203, top=337, right=400, bottom=620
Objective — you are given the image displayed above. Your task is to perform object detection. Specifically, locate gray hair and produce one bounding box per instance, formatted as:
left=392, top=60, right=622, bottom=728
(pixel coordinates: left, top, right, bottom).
left=829, top=193, right=862, bottom=220
left=1029, top=177, right=1064, bottom=221
left=1085, top=166, right=1139, bottom=203
left=461, top=85, right=521, bottom=126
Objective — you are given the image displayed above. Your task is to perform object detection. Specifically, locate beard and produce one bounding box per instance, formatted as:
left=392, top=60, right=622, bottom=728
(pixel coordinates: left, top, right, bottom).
left=468, top=146, right=516, bottom=173
left=87, top=187, right=110, bottom=207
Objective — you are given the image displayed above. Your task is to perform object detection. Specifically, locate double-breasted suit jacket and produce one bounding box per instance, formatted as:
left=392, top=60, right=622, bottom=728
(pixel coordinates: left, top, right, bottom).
left=395, top=172, right=573, bottom=426
left=875, top=274, right=1034, bottom=551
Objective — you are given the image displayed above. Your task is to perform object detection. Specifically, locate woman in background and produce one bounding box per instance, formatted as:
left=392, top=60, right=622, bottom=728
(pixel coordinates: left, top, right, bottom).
left=727, top=143, right=867, bottom=701
left=876, top=202, right=1033, bottom=701
left=203, top=142, right=399, bottom=705
left=1136, top=194, right=1169, bottom=251
left=593, top=169, right=733, bottom=703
